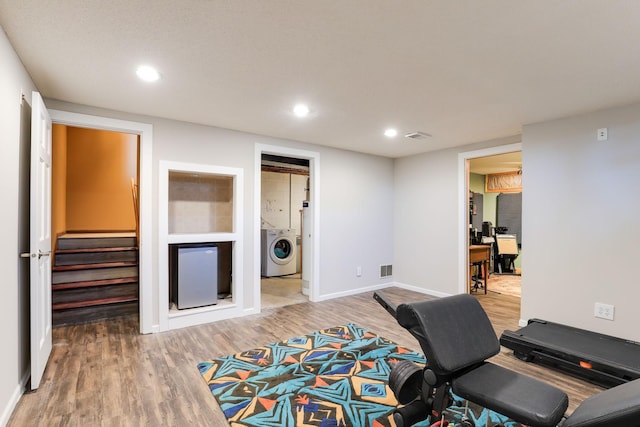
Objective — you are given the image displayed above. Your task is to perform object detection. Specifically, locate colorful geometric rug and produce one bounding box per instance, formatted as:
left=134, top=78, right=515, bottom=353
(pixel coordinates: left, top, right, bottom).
left=198, top=324, right=521, bottom=427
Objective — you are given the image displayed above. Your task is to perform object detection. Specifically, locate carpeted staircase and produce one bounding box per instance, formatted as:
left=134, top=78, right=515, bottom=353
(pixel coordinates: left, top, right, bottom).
left=52, top=233, right=139, bottom=326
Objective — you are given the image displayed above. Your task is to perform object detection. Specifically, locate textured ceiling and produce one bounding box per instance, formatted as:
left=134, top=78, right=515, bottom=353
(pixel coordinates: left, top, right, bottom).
left=1, top=1, right=640, bottom=158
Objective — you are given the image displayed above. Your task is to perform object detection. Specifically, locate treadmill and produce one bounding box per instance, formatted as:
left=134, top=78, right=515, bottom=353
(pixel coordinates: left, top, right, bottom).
left=500, top=319, right=640, bottom=388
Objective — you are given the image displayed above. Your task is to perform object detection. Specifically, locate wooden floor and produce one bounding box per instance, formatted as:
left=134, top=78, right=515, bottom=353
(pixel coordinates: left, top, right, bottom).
left=8, top=287, right=603, bottom=426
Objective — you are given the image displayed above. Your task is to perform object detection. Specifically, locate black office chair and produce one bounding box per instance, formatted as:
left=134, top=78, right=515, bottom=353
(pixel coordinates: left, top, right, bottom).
left=470, top=261, right=485, bottom=292
left=374, top=292, right=640, bottom=427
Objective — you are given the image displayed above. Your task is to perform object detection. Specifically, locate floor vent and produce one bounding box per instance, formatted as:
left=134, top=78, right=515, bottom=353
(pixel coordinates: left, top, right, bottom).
left=380, top=264, right=393, bottom=278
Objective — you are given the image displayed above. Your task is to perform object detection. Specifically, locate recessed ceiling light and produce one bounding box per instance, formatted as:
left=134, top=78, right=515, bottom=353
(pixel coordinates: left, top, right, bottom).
left=293, top=104, right=310, bottom=117
left=136, top=65, right=160, bottom=82
left=384, top=128, right=398, bottom=138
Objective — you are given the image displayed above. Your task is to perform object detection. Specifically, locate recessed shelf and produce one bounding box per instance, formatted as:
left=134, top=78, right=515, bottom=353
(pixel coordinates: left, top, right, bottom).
left=169, top=171, right=234, bottom=234
left=159, top=160, right=244, bottom=332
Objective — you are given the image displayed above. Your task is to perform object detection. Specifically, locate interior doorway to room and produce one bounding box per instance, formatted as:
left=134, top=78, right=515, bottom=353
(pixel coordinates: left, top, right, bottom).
left=467, top=151, right=522, bottom=299
left=51, top=125, right=140, bottom=327
left=260, top=154, right=310, bottom=309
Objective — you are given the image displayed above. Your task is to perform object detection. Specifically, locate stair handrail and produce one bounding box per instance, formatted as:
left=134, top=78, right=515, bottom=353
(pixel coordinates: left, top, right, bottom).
left=130, top=177, right=139, bottom=242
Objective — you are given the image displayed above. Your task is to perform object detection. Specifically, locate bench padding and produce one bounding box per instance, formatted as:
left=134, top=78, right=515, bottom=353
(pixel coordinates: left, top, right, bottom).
left=396, top=294, right=500, bottom=375
left=452, top=362, right=568, bottom=427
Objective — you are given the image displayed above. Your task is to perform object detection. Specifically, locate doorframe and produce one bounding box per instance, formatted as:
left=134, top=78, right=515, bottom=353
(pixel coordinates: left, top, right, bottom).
left=457, top=142, right=522, bottom=295
left=254, top=144, right=320, bottom=311
left=48, top=110, right=154, bottom=333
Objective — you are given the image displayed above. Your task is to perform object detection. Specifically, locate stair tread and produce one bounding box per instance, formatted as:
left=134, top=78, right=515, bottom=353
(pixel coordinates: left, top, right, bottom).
left=53, top=296, right=138, bottom=310
left=52, top=277, right=138, bottom=290
left=59, top=232, right=136, bottom=238
left=53, top=261, right=138, bottom=272
left=56, top=246, right=138, bottom=254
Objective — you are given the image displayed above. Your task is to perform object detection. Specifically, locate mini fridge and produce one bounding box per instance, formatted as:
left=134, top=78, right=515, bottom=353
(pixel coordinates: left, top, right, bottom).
left=170, top=243, right=218, bottom=309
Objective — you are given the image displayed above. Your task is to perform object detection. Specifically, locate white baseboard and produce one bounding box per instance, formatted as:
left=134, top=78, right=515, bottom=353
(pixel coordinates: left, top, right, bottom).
left=313, top=282, right=393, bottom=302
left=393, top=281, right=454, bottom=299
left=313, top=281, right=454, bottom=303
left=0, top=380, right=25, bottom=427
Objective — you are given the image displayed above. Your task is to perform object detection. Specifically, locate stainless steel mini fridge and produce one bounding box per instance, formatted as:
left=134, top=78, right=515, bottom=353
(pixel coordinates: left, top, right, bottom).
left=173, top=244, right=218, bottom=309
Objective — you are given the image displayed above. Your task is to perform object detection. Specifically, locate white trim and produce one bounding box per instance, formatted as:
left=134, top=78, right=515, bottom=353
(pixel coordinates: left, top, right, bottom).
left=254, top=144, right=320, bottom=312
left=168, top=233, right=237, bottom=244
left=393, top=282, right=454, bottom=299
left=47, top=110, right=154, bottom=334
left=457, top=142, right=522, bottom=295
left=313, top=282, right=392, bottom=302
left=158, top=160, right=244, bottom=332
left=0, top=382, right=24, bottom=427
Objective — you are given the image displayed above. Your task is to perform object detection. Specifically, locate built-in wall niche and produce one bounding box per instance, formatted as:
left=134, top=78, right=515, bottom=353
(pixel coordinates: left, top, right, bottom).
left=169, top=171, right=233, bottom=234
left=159, top=161, right=244, bottom=332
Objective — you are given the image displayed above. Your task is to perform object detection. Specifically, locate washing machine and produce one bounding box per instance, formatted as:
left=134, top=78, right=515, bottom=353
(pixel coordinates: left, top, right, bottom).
left=261, top=228, right=297, bottom=277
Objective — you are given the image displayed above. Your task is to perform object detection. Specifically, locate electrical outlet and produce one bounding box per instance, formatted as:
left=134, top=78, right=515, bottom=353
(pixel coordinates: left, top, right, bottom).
left=597, top=127, right=608, bottom=141
left=356, top=266, right=362, bottom=277
left=594, top=302, right=614, bottom=321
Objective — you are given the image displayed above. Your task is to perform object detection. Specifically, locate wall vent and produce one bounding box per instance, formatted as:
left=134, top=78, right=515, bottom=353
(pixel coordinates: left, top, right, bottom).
left=404, top=131, right=431, bottom=140
left=380, top=264, right=393, bottom=278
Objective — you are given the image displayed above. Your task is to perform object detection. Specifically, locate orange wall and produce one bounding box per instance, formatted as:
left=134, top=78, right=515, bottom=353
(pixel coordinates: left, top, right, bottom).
left=65, top=127, right=138, bottom=231
left=52, top=124, right=68, bottom=242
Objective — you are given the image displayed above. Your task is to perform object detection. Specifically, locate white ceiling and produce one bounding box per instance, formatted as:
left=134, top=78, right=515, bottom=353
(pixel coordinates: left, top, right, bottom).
left=2, top=1, right=640, bottom=158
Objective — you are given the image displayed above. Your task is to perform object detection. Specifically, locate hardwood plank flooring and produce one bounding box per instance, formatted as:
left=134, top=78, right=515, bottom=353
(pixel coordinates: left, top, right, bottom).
left=8, top=287, right=602, bottom=426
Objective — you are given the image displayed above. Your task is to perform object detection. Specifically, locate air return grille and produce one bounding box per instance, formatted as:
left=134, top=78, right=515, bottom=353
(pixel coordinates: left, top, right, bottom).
left=380, top=264, right=393, bottom=278
left=404, top=131, right=431, bottom=140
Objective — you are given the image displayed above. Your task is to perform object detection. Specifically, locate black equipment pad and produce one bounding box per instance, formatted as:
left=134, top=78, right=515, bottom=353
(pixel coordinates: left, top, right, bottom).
left=452, top=362, right=568, bottom=427
left=500, top=319, right=640, bottom=387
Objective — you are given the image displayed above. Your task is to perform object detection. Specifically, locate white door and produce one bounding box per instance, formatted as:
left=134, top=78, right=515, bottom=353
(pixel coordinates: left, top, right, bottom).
left=29, top=91, right=53, bottom=390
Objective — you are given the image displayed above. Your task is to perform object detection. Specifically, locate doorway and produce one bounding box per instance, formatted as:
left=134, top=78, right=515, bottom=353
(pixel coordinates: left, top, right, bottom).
left=458, top=143, right=522, bottom=299
left=260, top=154, right=309, bottom=309
left=48, top=109, right=153, bottom=333
left=468, top=152, right=522, bottom=299
left=254, top=145, right=320, bottom=312
left=51, top=125, right=140, bottom=326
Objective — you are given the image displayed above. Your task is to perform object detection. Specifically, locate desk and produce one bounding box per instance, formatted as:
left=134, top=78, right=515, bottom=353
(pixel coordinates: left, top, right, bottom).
left=469, top=245, right=491, bottom=294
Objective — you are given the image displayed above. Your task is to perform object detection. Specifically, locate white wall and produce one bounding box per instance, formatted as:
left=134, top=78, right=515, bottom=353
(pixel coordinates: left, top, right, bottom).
left=522, top=102, right=640, bottom=342
left=393, top=136, right=521, bottom=297
left=394, top=104, right=640, bottom=343
left=317, top=149, right=394, bottom=296
left=0, top=27, right=38, bottom=426
left=43, top=99, right=395, bottom=325
left=1, top=25, right=394, bottom=418
left=394, top=148, right=461, bottom=295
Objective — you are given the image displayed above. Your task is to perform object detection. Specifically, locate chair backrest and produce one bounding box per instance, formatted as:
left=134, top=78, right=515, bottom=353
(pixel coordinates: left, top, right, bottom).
left=396, top=294, right=500, bottom=376
left=496, top=234, right=518, bottom=255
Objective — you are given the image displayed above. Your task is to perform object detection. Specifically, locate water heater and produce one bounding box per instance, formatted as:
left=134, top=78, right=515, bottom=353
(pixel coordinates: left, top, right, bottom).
left=301, top=200, right=312, bottom=296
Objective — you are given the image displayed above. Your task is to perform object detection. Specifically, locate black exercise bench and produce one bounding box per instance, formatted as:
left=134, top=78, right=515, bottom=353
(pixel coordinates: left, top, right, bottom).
left=374, top=292, right=640, bottom=427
